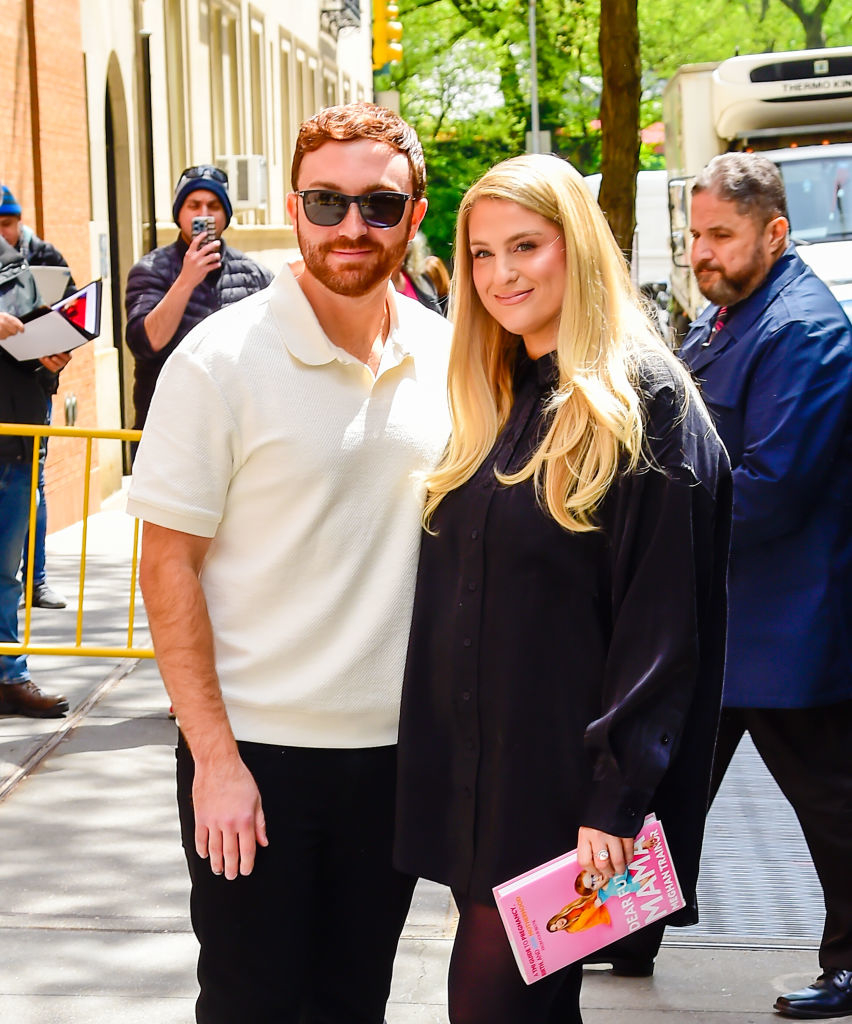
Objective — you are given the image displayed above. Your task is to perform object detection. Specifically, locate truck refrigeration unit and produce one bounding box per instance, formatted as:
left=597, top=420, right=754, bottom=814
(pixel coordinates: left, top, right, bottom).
left=664, top=45, right=852, bottom=336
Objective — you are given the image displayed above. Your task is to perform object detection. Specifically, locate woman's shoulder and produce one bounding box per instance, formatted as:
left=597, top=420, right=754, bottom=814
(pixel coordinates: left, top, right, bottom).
left=631, top=344, right=727, bottom=479
left=632, top=344, right=689, bottom=406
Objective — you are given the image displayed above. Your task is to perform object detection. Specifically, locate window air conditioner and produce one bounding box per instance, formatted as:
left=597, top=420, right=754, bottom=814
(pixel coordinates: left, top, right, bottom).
left=215, top=154, right=268, bottom=210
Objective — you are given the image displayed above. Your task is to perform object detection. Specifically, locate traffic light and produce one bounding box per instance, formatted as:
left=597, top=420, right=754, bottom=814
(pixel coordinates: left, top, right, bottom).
left=372, top=0, right=403, bottom=71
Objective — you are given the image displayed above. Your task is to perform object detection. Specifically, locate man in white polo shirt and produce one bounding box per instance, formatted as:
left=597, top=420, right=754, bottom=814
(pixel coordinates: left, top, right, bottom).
left=127, top=103, right=451, bottom=1024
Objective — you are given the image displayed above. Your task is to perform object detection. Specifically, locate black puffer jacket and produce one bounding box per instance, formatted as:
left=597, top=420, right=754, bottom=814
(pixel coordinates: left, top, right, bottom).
left=0, top=238, right=56, bottom=462
left=125, top=237, right=273, bottom=428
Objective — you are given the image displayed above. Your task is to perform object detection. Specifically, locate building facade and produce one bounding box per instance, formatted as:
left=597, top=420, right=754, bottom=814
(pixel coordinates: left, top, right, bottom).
left=0, top=0, right=96, bottom=529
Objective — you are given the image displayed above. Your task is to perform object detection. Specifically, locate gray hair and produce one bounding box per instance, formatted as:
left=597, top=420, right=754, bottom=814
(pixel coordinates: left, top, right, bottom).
left=693, top=152, right=788, bottom=224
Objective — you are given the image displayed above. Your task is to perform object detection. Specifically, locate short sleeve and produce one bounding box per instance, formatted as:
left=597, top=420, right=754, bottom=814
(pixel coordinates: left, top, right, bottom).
left=126, top=344, right=239, bottom=537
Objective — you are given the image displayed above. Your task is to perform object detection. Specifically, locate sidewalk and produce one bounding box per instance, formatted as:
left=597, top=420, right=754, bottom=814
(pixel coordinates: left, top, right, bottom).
left=0, top=509, right=825, bottom=1022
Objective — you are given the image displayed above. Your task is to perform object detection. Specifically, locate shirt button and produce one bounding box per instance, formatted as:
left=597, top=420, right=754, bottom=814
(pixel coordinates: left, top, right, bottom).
left=462, top=691, right=471, bottom=701
left=470, top=529, right=479, bottom=540
left=661, top=733, right=670, bottom=745
left=467, top=581, right=477, bottom=592
left=463, top=637, right=472, bottom=648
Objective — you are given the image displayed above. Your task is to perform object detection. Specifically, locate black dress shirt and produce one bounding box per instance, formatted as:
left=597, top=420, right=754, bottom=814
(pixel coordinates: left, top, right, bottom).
left=395, top=346, right=731, bottom=915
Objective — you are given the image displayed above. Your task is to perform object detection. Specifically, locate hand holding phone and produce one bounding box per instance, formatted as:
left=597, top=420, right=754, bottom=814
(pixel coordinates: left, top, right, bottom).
left=182, top=216, right=221, bottom=287
left=191, top=216, right=217, bottom=244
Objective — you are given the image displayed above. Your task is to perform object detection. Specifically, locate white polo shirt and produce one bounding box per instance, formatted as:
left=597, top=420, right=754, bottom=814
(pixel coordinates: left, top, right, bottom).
left=127, top=265, right=451, bottom=748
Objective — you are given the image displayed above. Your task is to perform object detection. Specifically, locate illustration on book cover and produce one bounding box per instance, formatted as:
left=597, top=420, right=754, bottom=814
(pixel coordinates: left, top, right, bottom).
left=493, top=815, right=684, bottom=984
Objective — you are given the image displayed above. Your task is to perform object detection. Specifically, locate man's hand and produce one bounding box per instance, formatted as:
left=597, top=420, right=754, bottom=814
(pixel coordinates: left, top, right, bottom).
left=39, top=351, right=71, bottom=373
left=0, top=311, right=24, bottom=340
left=193, top=754, right=268, bottom=880
left=178, top=231, right=222, bottom=290
left=577, top=826, right=635, bottom=880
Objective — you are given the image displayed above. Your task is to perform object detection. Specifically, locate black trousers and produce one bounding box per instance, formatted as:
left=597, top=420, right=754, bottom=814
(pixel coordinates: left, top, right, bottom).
left=709, top=702, right=852, bottom=970
left=176, top=735, right=417, bottom=1024
left=598, top=700, right=852, bottom=970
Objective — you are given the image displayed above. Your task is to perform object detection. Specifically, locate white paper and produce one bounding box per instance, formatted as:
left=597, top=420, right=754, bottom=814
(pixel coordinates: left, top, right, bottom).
left=30, top=266, right=72, bottom=305
left=0, top=311, right=91, bottom=360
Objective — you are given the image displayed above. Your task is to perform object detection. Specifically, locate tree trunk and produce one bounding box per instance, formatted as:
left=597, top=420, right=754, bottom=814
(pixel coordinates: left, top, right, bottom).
left=597, top=0, right=641, bottom=260
left=776, top=0, right=830, bottom=49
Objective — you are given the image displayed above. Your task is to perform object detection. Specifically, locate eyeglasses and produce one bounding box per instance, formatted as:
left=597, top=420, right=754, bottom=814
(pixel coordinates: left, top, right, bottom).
left=297, top=189, right=413, bottom=228
left=179, top=165, right=229, bottom=185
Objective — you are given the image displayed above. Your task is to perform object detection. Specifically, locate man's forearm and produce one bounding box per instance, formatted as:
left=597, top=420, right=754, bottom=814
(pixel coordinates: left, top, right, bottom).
left=139, top=527, right=237, bottom=765
left=141, top=276, right=196, bottom=353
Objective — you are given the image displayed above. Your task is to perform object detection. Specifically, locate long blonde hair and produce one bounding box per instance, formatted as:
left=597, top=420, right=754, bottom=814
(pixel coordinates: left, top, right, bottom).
left=424, top=154, right=681, bottom=532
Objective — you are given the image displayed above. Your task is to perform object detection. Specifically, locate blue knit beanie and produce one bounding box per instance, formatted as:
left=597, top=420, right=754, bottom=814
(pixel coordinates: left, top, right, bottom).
left=0, top=184, right=22, bottom=217
left=172, top=166, right=232, bottom=226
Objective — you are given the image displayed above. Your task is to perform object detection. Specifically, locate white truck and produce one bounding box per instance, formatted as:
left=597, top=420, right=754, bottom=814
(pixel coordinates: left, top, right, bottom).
left=663, top=46, right=852, bottom=334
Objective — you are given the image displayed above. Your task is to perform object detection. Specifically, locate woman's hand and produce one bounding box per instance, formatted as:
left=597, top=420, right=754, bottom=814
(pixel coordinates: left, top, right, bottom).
left=577, top=826, right=635, bottom=880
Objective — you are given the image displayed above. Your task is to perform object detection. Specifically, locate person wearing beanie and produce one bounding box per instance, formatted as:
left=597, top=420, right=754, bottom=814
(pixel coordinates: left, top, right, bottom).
left=0, top=184, right=76, bottom=296
left=0, top=235, right=71, bottom=718
left=0, top=183, right=75, bottom=611
left=124, top=165, right=272, bottom=435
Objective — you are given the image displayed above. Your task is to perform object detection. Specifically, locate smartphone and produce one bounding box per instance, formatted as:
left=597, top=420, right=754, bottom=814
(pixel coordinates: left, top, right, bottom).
left=191, top=216, right=217, bottom=244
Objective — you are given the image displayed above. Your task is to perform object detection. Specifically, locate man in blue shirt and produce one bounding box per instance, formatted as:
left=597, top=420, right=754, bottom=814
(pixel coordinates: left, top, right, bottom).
left=681, top=153, right=852, bottom=1020
left=593, top=152, right=852, bottom=1015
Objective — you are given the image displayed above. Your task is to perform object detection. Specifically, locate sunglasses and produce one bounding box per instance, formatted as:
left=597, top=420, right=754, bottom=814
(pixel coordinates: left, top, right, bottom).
left=180, top=165, right=229, bottom=184
left=297, top=189, right=413, bottom=228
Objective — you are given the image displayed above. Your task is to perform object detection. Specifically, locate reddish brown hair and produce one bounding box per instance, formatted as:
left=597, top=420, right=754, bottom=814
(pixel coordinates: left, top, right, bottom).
left=291, top=102, right=426, bottom=198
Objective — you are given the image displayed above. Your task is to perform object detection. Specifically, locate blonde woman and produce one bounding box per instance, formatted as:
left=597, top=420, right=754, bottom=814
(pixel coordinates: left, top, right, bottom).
left=394, top=155, right=732, bottom=1022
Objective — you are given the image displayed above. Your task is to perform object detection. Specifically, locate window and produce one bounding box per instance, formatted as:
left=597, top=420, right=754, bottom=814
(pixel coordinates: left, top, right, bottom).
left=165, top=0, right=187, bottom=180
left=210, top=3, right=241, bottom=158
left=281, top=35, right=294, bottom=201
left=249, top=15, right=264, bottom=155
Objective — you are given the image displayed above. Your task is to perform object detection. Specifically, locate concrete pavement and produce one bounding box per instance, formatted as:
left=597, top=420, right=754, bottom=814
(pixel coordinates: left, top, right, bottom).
left=0, top=507, right=829, bottom=1022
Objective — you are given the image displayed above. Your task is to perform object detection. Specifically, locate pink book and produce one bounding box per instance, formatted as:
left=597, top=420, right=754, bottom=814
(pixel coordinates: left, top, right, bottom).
left=492, top=815, right=684, bottom=984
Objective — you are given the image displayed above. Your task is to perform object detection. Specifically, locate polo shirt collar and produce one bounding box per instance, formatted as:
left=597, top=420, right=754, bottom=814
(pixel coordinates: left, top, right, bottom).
left=268, top=264, right=411, bottom=374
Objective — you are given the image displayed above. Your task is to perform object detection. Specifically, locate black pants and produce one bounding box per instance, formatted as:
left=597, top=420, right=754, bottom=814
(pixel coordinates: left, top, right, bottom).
left=599, top=700, right=852, bottom=970
left=709, top=702, right=852, bottom=970
left=176, top=735, right=416, bottom=1024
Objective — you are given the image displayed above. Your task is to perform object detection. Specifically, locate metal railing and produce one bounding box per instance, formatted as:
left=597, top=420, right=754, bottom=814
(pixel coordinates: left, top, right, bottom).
left=0, top=423, right=153, bottom=659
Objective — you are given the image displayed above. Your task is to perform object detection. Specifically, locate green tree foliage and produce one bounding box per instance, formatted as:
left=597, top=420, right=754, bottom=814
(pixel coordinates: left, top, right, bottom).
left=386, top=0, right=847, bottom=261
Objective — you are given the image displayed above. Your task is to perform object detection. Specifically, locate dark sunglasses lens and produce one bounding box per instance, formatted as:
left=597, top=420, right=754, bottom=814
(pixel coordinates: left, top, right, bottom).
left=360, top=192, right=407, bottom=227
left=302, top=191, right=349, bottom=225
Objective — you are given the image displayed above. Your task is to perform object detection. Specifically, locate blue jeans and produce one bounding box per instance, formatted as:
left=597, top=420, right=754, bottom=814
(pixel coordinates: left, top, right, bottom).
left=0, top=462, right=32, bottom=683
left=21, top=402, right=49, bottom=586
left=20, top=458, right=46, bottom=586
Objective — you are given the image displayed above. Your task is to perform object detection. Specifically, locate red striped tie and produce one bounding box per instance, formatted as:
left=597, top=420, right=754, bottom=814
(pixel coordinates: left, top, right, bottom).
left=702, top=306, right=728, bottom=347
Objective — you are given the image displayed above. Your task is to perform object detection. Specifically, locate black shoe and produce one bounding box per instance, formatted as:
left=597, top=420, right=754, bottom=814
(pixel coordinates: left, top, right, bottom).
left=775, top=969, right=852, bottom=1019
left=31, top=582, right=68, bottom=609
left=583, top=953, right=655, bottom=977
left=0, top=680, right=69, bottom=718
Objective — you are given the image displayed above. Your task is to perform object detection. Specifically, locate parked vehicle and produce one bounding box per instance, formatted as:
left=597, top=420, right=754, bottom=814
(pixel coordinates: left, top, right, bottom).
left=585, top=169, right=672, bottom=336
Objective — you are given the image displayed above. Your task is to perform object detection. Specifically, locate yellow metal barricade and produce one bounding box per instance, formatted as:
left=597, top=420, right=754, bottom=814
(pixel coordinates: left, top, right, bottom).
left=0, top=423, right=153, bottom=659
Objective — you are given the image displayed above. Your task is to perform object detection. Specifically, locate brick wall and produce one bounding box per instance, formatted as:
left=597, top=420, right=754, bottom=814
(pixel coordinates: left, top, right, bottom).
left=1, top=0, right=96, bottom=531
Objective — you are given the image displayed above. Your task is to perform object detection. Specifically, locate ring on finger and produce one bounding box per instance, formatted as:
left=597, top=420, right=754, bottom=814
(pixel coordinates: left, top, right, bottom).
left=597, top=849, right=610, bottom=861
